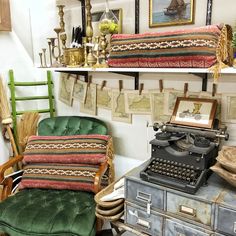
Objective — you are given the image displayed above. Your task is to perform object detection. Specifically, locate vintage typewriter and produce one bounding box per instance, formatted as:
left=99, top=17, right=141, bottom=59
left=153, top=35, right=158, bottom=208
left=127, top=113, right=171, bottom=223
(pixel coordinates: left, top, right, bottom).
left=140, top=98, right=229, bottom=194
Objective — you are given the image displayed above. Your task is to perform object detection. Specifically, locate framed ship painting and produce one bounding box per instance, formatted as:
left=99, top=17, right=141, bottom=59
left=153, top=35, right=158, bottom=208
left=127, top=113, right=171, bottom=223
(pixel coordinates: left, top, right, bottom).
left=149, top=0, right=195, bottom=27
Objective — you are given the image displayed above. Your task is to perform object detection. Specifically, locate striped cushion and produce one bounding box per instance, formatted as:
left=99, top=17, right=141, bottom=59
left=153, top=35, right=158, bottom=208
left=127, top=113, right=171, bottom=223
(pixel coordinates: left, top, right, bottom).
left=19, top=163, right=106, bottom=192
left=108, top=25, right=225, bottom=68
left=23, top=135, right=111, bottom=165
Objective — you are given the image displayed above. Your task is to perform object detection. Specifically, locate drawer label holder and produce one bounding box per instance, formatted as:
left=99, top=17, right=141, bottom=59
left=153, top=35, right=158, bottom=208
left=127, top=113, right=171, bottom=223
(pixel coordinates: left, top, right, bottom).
left=136, top=190, right=152, bottom=215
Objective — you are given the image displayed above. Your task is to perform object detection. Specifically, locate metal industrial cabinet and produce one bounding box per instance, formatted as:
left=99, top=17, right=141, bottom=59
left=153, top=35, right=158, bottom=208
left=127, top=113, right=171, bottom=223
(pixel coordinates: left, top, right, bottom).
left=124, top=163, right=236, bottom=236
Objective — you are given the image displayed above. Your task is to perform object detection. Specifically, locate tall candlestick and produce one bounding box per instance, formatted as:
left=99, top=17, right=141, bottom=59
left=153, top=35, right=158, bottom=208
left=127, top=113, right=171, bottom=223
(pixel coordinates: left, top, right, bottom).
left=85, top=0, right=96, bottom=66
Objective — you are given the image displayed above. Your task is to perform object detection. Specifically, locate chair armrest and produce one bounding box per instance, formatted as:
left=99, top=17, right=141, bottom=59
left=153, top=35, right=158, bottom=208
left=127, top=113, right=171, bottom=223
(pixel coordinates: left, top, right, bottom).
left=0, top=155, right=23, bottom=201
left=94, top=162, right=108, bottom=194
left=0, top=155, right=23, bottom=182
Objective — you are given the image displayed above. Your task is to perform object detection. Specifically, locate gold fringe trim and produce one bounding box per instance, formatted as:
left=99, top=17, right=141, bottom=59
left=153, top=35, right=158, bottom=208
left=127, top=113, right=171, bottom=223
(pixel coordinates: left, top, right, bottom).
left=17, top=112, right=40, bottom=154
left=106, top=136, right=115, bottom=183
left=209, top=24, right=231, bottom=83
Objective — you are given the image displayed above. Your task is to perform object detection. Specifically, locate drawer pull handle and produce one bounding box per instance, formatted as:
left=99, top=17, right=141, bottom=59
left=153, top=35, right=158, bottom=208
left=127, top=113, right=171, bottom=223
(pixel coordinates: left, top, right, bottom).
left=136, top=191, right=151, bottom=203
left=234, top=222, right=236, bottom=233
left=137, top=218, right=151, bottom=229
left=179, top=205, right=196, bottom=217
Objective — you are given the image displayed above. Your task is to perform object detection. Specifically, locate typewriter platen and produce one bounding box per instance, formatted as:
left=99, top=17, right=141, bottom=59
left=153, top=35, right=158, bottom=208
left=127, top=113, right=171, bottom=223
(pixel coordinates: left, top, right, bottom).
left=140, top=122, right=229, bottom=194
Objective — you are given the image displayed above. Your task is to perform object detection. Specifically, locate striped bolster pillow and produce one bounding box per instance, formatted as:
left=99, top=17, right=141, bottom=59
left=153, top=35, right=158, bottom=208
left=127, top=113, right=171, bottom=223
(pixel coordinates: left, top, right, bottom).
left=19, top=163, right=107, bottom=192
left=108, top=24, right=228, bottom=69
left=23, top=135, right=111, bottom=165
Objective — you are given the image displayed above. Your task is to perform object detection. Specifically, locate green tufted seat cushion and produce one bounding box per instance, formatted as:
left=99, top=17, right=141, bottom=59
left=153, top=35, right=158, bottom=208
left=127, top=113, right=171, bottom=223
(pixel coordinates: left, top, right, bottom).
left=0, top=189, right=96, bottom=236
left=0, top=116, right=109, bottom=236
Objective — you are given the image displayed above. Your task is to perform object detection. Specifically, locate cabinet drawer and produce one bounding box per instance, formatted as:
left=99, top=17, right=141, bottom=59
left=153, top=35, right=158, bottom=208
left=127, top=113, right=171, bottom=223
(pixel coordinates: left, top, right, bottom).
left=166, top=192, right=213, bottom=227
left=126, top=178, right=164, bottom=211
left=216, top=206, right=236, bottom=235
left=125, top=203, right=163, bottom=236
left=164, top=218, right=214, bottom=236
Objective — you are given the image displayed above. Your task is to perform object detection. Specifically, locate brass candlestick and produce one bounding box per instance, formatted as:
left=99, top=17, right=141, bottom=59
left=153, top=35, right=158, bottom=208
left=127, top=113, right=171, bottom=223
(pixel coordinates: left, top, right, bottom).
left=39, top=53, right=43, bottom=67
left=85, top=0, right=96, bottom=66
left=100, top=33, right=108, bottom=67
left=42, top=48, right=47, bottom=67
left=47, top=40, right=53, bottom=67
left=54, top=28, right=62, bottom=59
left=93, top=36, right=101, bottom=68
left=57, top=5, right=67, bottom=49
left=83, top=37, right=89, bottom=68
left=57, top=5, right=65, bottom=31
left=48, top=37, right=59, bottom=65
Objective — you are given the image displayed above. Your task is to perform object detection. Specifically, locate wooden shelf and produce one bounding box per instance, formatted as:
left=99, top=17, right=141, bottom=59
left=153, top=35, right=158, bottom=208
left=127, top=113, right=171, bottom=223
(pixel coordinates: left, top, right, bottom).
left=46, top=67, right=236, bottom=74
left=42, top=66, right=236, bottom=91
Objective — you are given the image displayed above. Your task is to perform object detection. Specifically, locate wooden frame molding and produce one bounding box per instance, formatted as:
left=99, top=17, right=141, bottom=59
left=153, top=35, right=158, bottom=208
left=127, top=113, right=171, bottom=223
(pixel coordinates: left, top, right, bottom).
left=0, top=0, right=11, bottom=31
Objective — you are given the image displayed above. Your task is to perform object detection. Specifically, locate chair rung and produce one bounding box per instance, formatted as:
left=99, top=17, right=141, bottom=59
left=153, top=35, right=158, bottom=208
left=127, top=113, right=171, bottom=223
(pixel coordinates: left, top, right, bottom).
left=12, top=96, right=54, bottom=101
left=8, top=81, right=53, bottom=86
left=16, top=109, right=55, bottom=115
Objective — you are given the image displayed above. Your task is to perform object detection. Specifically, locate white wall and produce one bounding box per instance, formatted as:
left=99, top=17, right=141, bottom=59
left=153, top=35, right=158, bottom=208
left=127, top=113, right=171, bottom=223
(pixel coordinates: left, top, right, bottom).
left=0, top=30, right=36, bottom=164
left=1, top=0, right=236, bottom=176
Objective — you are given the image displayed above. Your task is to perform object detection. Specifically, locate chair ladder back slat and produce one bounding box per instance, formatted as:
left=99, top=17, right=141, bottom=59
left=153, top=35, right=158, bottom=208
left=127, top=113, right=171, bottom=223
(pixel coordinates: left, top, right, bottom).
left=8, top=69, right=56, bottom=143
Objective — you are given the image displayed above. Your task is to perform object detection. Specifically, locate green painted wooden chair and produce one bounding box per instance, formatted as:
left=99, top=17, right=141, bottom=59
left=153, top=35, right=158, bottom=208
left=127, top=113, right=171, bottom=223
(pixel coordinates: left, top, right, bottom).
left=0, top=116, right=114, bottom=236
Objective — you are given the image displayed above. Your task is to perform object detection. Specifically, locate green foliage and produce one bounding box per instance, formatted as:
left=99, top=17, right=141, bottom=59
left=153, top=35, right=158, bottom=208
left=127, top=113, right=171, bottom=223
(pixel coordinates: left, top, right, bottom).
left=99, top=19, right=118, bottom=35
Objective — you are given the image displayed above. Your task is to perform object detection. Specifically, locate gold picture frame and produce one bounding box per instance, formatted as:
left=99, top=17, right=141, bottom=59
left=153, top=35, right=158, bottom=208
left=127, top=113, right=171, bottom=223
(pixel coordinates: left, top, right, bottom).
left=170, top=97, right=217, bottom=129
left=149, top=0, right=194, bottom=27
left=0, top=0, right=11, bottom=31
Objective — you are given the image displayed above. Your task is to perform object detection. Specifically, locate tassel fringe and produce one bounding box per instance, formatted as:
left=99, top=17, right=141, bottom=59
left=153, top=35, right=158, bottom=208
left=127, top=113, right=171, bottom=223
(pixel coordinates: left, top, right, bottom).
left=209, top=24, right=232, bottom=83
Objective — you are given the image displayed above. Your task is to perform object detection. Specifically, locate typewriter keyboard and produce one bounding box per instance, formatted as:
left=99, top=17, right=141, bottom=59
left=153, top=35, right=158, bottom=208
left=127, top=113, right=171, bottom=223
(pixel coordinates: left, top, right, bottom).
left=145, top=158, right=201, bottom=185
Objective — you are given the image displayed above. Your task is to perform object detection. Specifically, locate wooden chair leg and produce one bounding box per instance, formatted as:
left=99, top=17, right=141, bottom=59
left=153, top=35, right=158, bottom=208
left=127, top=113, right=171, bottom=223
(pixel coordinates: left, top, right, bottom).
left=96, top=218, right=104, bottom=232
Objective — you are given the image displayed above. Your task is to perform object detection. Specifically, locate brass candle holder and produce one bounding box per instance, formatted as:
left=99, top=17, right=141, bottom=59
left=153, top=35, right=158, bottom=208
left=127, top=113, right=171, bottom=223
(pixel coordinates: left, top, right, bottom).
left=85, top=0, right=96, bottom=66
left=42, top=48, right=47, bottom=67
left=57, top=5, right=67, bottom=49
left=54, top=27, right=62, bottom=61
left=39, top=53, right=43, bottom=67
left=93, top=36, right=101, bottom=68
left=99, top=33, right=108, bottom=67
left=47, top=40, right=53, bottom=67
left=47, top=28, right=63, bottom=67
left=83, top=37, right=89, bottom=68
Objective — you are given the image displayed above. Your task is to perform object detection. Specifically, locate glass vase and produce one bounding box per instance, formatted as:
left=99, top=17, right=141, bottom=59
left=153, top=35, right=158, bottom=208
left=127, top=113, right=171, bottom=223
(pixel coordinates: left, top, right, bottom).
left=99, top=0, right=119, bottom=35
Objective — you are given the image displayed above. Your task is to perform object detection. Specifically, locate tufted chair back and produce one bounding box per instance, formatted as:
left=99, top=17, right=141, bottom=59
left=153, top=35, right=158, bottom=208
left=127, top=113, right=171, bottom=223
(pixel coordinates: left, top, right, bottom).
left=0, top=116, right=111, bottom=236
left=38, top=116, right=108, bottom=136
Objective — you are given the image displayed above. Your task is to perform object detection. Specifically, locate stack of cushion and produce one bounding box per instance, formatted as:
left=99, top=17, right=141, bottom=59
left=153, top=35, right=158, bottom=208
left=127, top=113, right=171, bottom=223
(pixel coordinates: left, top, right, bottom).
left=20, top=134, right=113, bottom=192
left=108, top=24, right=230, bottom=72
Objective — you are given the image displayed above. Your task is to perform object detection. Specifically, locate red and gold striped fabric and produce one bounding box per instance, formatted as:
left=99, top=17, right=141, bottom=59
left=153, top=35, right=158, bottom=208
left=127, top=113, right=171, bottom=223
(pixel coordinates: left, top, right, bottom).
left=108, top=24, right=227, bottom=69
left=19, top=163, right=108, bottom=192
left=23, top=135, right=111, bottom=165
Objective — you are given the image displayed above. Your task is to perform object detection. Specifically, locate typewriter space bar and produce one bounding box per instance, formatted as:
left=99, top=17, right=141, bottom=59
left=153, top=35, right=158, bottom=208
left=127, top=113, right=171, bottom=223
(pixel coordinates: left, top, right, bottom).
left=145, top=172, right=187, bottom=189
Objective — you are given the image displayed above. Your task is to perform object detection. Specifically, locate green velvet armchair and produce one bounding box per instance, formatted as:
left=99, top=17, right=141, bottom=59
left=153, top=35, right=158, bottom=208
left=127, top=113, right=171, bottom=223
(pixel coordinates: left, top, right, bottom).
left=0, top=116, right=114, bottom=236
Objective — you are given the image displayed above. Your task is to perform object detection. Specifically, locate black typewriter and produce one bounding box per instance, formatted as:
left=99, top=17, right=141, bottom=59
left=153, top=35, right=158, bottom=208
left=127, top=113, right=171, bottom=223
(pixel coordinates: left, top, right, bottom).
left=140, top=122, right=229, bottom=194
